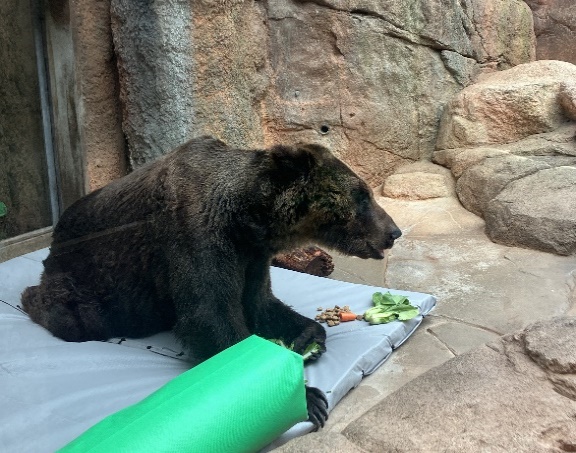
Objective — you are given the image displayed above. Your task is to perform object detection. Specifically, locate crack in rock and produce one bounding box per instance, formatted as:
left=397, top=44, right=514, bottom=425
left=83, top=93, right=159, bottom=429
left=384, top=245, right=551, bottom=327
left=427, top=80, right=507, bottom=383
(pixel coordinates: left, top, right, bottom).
left=294, top=0, right=476, bottom=59
left=549, top=375, right=576, bottom=402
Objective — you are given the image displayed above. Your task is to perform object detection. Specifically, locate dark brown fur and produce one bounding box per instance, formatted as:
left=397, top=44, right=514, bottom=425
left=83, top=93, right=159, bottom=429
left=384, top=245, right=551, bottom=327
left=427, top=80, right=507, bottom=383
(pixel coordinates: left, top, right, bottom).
left=22, top=136, right=401, bottom=428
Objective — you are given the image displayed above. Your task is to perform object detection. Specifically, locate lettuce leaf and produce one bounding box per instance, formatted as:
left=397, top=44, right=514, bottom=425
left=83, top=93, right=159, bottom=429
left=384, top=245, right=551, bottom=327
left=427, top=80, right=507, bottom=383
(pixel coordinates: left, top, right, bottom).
left=364, top=292, right=419, bottom=324
left=268, top=338, right=321, bottom=361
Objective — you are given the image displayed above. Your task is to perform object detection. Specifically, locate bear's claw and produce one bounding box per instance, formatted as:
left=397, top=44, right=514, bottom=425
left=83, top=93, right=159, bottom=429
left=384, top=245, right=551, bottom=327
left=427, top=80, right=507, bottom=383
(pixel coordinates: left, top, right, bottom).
left=306, top=385, right=329, bottom=430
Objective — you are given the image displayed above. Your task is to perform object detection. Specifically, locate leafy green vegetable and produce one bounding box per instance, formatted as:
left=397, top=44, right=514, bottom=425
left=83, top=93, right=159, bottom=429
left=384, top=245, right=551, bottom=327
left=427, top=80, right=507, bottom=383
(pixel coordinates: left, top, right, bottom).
left=301, top=341, right=322, bottom=360
left=364, top=291, right=419, bottom=325
left=0, top=202, right=6, bottom=217
left=268, top=338, right=322, bottom=361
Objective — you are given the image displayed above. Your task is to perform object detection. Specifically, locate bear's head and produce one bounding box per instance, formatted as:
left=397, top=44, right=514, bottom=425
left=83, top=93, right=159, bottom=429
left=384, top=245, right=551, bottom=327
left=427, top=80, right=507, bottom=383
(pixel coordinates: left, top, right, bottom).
left=267, top=143, right=402, bottom=259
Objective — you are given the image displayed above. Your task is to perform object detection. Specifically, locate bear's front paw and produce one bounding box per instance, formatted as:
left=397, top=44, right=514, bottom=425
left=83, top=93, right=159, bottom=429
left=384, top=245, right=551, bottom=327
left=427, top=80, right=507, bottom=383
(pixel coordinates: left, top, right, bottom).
left=292, top=322, right=326, bottom=361
left=306, top=385, right=328, bottom=430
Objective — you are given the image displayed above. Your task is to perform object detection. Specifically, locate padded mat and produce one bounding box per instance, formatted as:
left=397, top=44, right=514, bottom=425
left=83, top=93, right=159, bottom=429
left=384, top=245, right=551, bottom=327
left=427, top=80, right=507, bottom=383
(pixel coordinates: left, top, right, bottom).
left=0, top=249, right=435, bottom=452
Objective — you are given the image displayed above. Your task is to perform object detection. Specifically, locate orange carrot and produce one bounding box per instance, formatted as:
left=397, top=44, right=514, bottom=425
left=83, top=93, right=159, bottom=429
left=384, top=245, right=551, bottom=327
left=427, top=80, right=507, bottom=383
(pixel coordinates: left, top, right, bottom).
left=339, top=312, right=357, bottom=322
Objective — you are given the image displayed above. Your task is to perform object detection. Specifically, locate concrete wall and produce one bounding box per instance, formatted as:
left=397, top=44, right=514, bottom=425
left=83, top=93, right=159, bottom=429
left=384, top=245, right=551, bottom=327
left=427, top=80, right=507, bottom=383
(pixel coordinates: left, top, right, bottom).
left=0, top=0, right=52, bottom=239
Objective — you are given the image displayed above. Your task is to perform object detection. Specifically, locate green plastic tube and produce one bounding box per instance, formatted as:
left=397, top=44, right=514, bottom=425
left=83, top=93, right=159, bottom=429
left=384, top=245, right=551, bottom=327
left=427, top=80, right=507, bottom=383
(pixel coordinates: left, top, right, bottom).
left=59, top=335, right=308, bottom=453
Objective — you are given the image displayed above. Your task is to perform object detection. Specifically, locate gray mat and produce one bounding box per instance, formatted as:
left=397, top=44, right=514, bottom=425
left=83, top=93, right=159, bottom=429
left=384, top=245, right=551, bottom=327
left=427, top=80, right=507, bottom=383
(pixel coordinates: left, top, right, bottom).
left=0, top=249, right=435, bottom=452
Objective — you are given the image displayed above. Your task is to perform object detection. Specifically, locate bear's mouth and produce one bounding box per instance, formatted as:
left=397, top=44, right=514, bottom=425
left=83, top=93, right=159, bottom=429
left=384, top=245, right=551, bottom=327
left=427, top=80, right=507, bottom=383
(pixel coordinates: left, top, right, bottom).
left=366, top=242, right=387, bottom=260
left=367, top=236, right=399, bottom=258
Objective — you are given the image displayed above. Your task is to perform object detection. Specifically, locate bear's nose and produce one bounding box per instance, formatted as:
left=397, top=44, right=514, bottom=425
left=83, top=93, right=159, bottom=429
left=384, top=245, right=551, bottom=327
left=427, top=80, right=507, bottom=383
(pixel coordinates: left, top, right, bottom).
left=390, top=228, right=402, bottom=240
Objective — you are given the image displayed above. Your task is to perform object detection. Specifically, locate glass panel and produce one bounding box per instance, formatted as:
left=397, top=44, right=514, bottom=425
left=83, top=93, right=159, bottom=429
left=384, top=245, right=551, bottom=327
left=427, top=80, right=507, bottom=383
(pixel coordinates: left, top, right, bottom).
left=0, top=0, right=52, bottom=240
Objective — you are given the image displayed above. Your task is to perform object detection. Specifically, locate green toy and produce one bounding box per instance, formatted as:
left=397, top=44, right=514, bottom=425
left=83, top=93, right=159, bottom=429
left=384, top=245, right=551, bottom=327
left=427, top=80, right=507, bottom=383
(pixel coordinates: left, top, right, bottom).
left=59, top=335, right=308, bottom=453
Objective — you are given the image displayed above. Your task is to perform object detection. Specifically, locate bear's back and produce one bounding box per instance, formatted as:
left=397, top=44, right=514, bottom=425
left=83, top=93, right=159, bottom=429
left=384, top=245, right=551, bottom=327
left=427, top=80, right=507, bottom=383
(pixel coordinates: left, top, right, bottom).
left=52, top=137, right=257, bottom=245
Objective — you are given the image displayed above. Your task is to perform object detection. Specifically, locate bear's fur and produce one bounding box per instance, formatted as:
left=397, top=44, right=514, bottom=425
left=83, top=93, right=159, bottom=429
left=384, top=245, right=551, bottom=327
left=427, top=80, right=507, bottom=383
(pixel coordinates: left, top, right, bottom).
left=22, top=136, right=401, bottom=428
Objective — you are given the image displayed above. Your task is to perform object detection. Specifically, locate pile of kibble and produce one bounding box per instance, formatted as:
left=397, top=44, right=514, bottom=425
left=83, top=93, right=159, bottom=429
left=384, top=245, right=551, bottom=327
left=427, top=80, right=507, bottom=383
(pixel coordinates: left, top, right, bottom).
left=315, top=305, right=364, bottom=327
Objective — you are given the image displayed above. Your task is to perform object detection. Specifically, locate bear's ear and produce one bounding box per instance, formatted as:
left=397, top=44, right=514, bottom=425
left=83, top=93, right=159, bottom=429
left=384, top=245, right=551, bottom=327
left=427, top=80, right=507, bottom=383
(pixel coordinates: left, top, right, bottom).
left=268, top=144, right=321, bottom=184
left=294, top=143, right=331, bottom=162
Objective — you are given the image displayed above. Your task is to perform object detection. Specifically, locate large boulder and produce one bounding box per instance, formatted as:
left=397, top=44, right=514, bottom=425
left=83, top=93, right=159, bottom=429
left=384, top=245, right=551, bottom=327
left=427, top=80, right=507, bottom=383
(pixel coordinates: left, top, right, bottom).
left=433, top=60, right=576, bottom=255
left=381, top=161, right=455, bottom=200
left=435, top=127, right=576, bottom=255
left=436, top=60, right=576, bottom=149
left=342, top=317, right=576, bottom=452
left=485, top=165, right=576, bottom=255
left=455, top=154, right=554, bottom=217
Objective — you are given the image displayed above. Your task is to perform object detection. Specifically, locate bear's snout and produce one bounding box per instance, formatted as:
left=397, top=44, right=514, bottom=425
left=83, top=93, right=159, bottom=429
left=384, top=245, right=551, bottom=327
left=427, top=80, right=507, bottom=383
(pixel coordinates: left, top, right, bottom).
left=390, top=228, right=402, bottom=241
left=381, top=226, right=401, bottom=251
left=378, top=211, right=402, bottom=248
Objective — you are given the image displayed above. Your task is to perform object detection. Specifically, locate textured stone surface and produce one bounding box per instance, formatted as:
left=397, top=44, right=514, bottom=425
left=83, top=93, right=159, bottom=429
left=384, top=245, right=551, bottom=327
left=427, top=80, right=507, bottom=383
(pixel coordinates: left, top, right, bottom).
left=426, top=320, right=500, bottom=356
left=559, top=82, right=576, bottom=121
left=456, top=154, right=552, bottom=217
left=110, top=0, right=195, bottom=167
left=191, top=0, right=268, bottom=149
left=108, top=0, right=535, bottom=185
left=436, top=60, right=576, bottom=149
left=322, top=196, right=575, bottom=435
left=382, top=162, right=455, bottom=200
left=433, top=146, right=508, bottom=178
left=525, top=0, right=576, bottom=64
left=524, top=317, right=576, bottom=374
left=71, top=0, right=127, bottom=190
left=261, top=0, right=535, bottom=185
left=263, top=4, right=452, bottom=184
left=434, top=124, right=576, bottom=174
left=383, top=173, right=452, bottom=200
left=494, top=123, right=576, bottom=157
left=343, top=319, right=576, bottom=452
left=433, top=62, right=576, bottom=255
left=485, top=166, right=576, bottom=255
left=274, top=432, right=363, bottom=453
left=382, top=197, right=575, bottom=335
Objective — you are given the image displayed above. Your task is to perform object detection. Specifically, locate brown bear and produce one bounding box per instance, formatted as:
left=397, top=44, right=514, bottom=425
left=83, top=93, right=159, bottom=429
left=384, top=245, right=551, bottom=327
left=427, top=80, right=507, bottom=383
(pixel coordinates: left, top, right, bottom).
left=22, top=136, right=401, bottom=429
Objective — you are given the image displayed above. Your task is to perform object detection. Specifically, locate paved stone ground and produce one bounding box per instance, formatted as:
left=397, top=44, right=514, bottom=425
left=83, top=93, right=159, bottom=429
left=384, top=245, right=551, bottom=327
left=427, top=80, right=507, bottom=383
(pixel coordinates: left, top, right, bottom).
left=276, top=195, right=576, bottom=451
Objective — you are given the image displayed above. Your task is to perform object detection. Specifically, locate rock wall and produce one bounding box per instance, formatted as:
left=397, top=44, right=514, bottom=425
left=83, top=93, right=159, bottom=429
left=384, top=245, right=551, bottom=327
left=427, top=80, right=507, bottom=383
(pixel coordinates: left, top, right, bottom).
left=525, top=0, right=576, bottom=64
left=110, top=0, right=195, bottom=167
left=246, top=0, right=535, bottom=184
left=108, top=0, right=535, bottom=185
left=191, top=1, right=269, bottom=150
left=72, top=0, right=127, bottom=191
left=42, top=0, right=127, bottom=201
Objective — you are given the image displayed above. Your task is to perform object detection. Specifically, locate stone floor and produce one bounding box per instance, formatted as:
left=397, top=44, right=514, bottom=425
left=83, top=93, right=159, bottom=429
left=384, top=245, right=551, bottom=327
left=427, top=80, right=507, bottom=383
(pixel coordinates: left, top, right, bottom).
left=278, top=194, right=576, bottom=451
